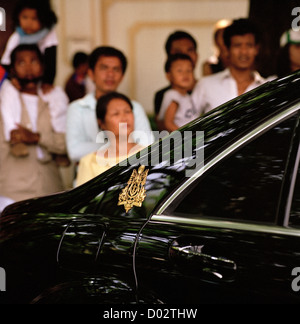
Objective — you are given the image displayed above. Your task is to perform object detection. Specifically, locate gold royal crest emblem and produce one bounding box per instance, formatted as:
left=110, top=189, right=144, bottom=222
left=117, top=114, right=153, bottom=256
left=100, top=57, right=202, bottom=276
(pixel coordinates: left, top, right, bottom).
left=118, top=165, right=149, bottom=213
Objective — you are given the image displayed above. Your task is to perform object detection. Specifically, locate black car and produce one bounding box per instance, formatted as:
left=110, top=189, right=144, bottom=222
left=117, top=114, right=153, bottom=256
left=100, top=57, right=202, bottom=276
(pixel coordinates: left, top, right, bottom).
left=0, top=71, right=300, bottom=304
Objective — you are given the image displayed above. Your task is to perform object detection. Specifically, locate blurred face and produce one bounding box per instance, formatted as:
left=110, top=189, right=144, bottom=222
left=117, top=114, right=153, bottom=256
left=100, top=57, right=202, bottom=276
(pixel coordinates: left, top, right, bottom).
left=13, top=50, right=43, bottom=93
left=289, top=43, right=300, bottom=71
left=215, top=29, right=230, bottom=67
left=167, top=59, right=194, bottom=92
left=98, top=98, right=134, bottom=140
left=88, top=56, right=124, bottom=99
left=228, top=33, right=258, bottom=71
left=19, top=8, right=42, bottom=35
left=76, top=62, right=89, bottom=78
left=170, top=38, right=198, bottom=68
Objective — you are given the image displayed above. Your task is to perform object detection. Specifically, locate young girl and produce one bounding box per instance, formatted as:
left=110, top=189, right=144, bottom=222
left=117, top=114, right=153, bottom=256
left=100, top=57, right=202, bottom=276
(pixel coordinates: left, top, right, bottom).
left=76, top=92, right=144, bottom=186
left=158, top=53, right=198, bottom=132
left=1, top=0, right=58, bottom=93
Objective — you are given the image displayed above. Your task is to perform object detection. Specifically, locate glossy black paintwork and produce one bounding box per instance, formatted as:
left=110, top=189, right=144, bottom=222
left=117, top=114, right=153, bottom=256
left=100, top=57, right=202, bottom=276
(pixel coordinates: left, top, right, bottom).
left=0, top=71, right=300, bottom=303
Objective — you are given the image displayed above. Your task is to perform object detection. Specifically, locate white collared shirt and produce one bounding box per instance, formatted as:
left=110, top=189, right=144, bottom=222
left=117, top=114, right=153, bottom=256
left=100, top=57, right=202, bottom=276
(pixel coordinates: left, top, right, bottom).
left=192, top=68, right=267, bottom=114
left=66, top=93, right=154, bottom=162
left=0, top=80, right=68, bottom=141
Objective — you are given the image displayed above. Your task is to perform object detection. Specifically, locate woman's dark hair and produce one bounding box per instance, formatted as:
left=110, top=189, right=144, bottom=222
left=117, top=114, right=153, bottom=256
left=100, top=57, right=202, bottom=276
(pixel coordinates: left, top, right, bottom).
left=13, top=0, right=58, bottom=29
left=223, top=18, right=260, bottom=48
left=96, top=92, right=133, bottom=122
left=10, top=44, right=44, bottom=68
left=89, top=46, right=127, bottom=74
left=164, top=53, right=193, bottom=73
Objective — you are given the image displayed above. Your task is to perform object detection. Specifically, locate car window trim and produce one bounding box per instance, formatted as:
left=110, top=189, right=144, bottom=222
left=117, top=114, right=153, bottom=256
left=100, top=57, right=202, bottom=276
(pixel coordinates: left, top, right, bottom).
left=284, top=142, right=300, bottom=227
left=151, top=214, right=300, bottom=237
left=156, top=102, right=300, bottom=216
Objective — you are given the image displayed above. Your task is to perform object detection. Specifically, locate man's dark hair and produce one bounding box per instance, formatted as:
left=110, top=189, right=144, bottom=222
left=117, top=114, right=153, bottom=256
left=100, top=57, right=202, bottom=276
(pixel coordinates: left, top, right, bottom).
left=88, top=46, right=127, bottom=74
left=13, top=0, right=58, bottom=29
left=164, top=53, right=193, bottom=73
left=96, top=92, right=133, bottom=122
left=223, top=18, right=260, bottom=48
left=10, top=44, right=44, bottom=68
left=165, top=31, right=197, bottom=55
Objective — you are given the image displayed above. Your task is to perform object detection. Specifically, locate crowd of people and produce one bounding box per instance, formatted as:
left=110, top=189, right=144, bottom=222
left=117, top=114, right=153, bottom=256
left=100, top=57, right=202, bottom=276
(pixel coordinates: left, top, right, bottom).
left=0, top=0, right=300, bottom=212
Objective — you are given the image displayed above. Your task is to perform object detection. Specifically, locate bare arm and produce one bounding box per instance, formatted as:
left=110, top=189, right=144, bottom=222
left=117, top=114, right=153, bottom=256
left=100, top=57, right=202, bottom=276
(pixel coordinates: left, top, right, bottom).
left=164, top=101, right=179, bottom=132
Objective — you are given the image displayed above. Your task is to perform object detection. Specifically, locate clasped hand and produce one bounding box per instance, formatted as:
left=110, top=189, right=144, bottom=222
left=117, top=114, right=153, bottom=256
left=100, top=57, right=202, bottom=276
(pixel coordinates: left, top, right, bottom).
left=10, top=124, right=40, bottom=145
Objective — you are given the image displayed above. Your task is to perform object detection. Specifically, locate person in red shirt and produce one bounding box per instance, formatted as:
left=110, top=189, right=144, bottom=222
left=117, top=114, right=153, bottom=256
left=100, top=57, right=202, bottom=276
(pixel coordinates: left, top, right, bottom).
left=0, top=65, right=7, bottom=88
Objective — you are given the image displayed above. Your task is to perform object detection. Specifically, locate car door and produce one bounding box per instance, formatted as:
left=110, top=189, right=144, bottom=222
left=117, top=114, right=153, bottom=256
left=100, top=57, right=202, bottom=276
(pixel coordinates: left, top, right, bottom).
left=135, top=110, right=300, bottom=303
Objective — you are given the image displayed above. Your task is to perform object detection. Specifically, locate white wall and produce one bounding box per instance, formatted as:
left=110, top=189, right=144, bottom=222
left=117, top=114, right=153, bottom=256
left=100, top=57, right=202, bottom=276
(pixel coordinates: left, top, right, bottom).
left=52, top=0, right=249, bottom=115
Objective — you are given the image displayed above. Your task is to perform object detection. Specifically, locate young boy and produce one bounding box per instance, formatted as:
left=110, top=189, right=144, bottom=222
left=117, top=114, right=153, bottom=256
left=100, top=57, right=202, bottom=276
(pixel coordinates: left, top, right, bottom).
left=158, top=53, right=198, bottom=132
left=154, top=31, right=198, bottom=131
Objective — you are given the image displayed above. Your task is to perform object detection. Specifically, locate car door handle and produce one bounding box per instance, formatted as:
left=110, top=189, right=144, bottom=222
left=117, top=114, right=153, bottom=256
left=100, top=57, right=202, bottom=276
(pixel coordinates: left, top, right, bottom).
left=170, top=244, right=237, bottom=282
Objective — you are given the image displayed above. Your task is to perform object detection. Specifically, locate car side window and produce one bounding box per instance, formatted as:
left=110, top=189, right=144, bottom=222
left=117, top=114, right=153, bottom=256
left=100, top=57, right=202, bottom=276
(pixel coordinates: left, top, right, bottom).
left=289, top=164, right=300, bottom=227
left=170, top=115, right=298, bottom=224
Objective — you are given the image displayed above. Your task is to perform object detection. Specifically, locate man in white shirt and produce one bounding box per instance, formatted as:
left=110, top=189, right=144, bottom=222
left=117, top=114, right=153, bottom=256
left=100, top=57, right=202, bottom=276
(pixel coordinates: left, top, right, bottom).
left=66, top=46, right=154, bottom=162
left=192, top=18, right=266, bottom=115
